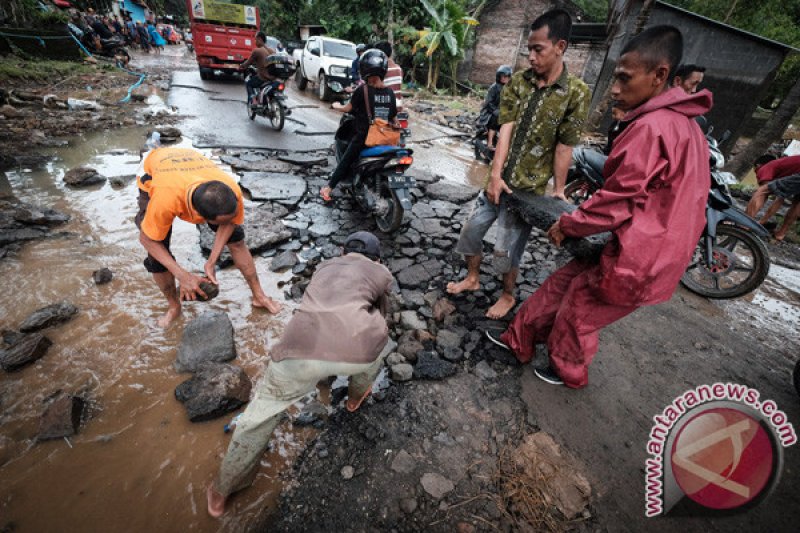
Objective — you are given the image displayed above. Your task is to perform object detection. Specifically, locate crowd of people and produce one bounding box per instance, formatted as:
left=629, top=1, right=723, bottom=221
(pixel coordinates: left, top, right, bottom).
left=118, top=5, right=796, bottom=521
left=66, top=6, right=183, bottom=55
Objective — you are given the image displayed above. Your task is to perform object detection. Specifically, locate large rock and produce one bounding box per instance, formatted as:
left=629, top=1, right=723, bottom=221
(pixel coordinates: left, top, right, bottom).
left=6, top=200, right=70, bottom=226
left=413, top=351, right=456, bottom=380
left=220, top=155, right=293, bottom=173
left=400, top=311, right=427, bottom=331
left=19, top=301, right=78, bottom=333
left=432, top=299, right=456, bottom=322
left=277, top=153, right=328, bottom=167
left=420, top=472, right=455, bottom=499
left=92, top=267, right=113, bottom=285
left=63, top=166, right=106, bottom=187
left=504, top=190, right=610, bottom=261
left=175, top=311, right=236, bottom=372
left=269, top=250, right=298, bottom=272
left=410, top=217, right=449, bottom=237
left=390, top=363, right=413, bottom=382
left=0, top=197, right=70, bottom=251
left=0, top=333, right=52, bottom=372
left=239, top=172, right=308, bottom=206
left=174, top=362, right=252, bottom=422
left=424, top=181, right=479, bottom=203
left=37, top=391, right=85, bottom=440
left=509, top=432, right=592, bottom=519
left=0, top=227, right=48, bottom=247
left=198, top=202, right=292, bottom=267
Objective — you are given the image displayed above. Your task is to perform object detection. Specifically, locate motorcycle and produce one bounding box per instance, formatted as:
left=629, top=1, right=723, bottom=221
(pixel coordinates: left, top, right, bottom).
left=472, top=108, right=499, bottom=163
left=72, top=27, right=131, bottom=68
left=333, top=113, right=415, bottom=232
left=245, top=62, right=294, bottom=131
left=795, top=358, right=800, bottom=397
left=473, top=128, right=495, bottom=163
left=564, top=128, right=771, bottom=299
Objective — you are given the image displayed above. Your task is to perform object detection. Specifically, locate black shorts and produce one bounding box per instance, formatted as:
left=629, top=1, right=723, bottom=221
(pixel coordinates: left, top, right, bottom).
left=135, top=189, right=245, bottom=274
left=768, top=174, right=800, bottom=201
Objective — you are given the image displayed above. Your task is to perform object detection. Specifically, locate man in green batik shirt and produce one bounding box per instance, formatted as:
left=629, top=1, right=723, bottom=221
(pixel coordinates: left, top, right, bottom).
left=447, top=8, right=590, bottom=320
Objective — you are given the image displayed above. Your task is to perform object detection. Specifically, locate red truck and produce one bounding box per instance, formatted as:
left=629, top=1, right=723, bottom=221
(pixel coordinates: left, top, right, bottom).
left=185, top=0, right=261, bottom=79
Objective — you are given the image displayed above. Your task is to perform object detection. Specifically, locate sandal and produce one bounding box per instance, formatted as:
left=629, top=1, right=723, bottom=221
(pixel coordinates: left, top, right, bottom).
left=320, top=187, right=333, bottom=202
left=346, top=385, right=372, bottom=412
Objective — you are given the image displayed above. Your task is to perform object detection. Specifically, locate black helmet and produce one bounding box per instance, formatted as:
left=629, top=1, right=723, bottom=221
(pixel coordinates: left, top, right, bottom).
left=359, top=49, right=388, bottom=80
left=356, top=43, right=366, bottom=54
left=496, top=65, right=512, bottom=83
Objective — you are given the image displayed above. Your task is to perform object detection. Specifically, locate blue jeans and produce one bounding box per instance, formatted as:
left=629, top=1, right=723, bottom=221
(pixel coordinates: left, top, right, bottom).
left=455, top=191, right=533, bottom=273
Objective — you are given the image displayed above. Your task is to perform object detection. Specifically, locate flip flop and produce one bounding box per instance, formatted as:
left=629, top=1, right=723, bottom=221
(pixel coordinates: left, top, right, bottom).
left=346, top=385, right=372, bottom=413
left=320, top=188, right=333, bottom=202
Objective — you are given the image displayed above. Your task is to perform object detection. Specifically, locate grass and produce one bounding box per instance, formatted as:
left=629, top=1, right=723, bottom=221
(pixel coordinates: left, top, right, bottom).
left=0, top=58, right=96, bottom=83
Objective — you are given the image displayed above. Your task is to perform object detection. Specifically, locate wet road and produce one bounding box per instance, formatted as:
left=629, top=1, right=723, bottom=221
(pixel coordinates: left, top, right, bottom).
left=166, top=53, right=490, bottom=187
left=1, top=45, right=799, bottom=533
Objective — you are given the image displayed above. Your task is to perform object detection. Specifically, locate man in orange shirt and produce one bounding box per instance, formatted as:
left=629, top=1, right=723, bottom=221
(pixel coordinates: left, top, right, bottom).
left=136, top=147, right=281, bottom=327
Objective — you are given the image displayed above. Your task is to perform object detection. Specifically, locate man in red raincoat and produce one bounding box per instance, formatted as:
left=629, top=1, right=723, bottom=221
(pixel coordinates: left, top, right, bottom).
left=487, top=26, right=712, bottom=388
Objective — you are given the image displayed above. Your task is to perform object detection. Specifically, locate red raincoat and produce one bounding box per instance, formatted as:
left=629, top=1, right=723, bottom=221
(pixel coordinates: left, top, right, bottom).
left=501, top=87, right=712, bottom=388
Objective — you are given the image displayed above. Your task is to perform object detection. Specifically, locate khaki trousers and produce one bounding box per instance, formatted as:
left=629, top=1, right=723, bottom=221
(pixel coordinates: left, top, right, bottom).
left=215, top=344, right=392, bottom=496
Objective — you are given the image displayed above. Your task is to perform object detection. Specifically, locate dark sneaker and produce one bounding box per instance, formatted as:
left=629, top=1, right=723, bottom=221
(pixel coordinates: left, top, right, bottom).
left=534, top=366, right=564, bottom=386
left=485, top=329, right=509, bottom=351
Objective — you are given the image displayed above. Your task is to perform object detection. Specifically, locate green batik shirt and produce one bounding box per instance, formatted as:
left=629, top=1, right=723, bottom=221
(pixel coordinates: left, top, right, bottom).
left=497, top=66, right=590, bottom=194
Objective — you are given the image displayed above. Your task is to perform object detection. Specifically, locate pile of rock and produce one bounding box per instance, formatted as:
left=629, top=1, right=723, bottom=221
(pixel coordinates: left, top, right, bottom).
left=1, top=301, right=87, bottom=441
left=173, top=311, right=252, bottom=422
left=0, top=194, right=71, bottom=258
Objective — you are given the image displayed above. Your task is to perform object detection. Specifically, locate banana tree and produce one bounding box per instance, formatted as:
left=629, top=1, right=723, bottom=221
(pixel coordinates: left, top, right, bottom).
left=413, top=0, right=478, bottom=92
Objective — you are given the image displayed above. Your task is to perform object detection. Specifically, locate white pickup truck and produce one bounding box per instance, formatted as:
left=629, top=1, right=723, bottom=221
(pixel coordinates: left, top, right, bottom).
left=293, top=36, right=357, bottom=101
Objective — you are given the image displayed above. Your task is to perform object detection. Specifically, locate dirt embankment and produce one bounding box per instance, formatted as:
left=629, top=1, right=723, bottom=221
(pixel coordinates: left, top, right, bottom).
left=0, top=56, right=175, bottom=169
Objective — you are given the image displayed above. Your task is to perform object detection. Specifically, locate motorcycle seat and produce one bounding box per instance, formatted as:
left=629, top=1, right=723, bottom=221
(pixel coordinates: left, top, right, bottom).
left=360, top=146, right=409, bottom=158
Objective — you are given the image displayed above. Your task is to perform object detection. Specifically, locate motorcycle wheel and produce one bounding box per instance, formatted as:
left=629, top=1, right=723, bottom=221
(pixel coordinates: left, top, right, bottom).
left=680, top=224, right=770, bottom=299
left=268, top=99, right=285, bottom=131
left=794, top=358, right=800, bottom=397
left=295, top=67, right=308, bottom=90
left=374, top=179, right=404, bottom=233
left=247, top=100, right=256, bottom=121
left=564, top=175, right=598, bottom=206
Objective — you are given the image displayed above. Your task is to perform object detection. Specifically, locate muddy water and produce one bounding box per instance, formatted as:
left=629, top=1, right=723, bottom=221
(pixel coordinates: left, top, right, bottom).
left=0, top=128, right=317, bottom=532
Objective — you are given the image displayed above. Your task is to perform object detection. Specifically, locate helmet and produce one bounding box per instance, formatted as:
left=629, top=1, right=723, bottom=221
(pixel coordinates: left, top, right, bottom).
left=359, top=49, right=388, bottom=80
left=356, top=43, right=366, bottom=54
left=496, top=65, right=512, bottom=83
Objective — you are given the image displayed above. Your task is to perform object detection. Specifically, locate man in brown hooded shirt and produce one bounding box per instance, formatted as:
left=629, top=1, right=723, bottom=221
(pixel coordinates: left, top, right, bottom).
left=207, top=231, right=394, bottom=517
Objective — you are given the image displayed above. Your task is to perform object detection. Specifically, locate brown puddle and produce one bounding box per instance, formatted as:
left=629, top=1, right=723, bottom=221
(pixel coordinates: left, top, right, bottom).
left=0, top=127, right=319, bottom=531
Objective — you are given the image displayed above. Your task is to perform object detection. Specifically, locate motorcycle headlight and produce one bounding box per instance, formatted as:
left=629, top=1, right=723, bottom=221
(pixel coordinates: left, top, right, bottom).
left=329, top=65, right=348, bottom=77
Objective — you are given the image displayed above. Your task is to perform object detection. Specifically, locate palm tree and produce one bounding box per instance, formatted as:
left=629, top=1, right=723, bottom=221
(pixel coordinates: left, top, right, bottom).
left=413, top=0, right=478, bottom=92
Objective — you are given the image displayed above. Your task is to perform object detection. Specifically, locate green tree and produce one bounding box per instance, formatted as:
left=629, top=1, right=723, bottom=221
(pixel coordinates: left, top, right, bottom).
left=413, top=0, right=478, bottom=91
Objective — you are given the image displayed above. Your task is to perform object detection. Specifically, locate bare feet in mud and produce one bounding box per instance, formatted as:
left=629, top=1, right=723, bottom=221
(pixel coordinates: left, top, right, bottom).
left=253, top=295, right=282, bottom=314
left=207, top=485, right=226, bottom=518
left=446, top=277, right=480, bottom=295
left=486, top=293, right=515, bottom=320
left=157, top=305, right=181, bottom=328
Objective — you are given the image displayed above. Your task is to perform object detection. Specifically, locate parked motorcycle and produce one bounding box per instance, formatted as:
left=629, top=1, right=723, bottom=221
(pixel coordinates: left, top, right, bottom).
left=74, top=28, right=131, bottom=68
left=334, top=113, right=415, bottom=232
left=473, top=128, right=495, bottom=163
left=794, top=358, right=800, bottom=397
left=564, top=128, right=771, bottom=299
left=245, top=59, right=294, bottom=131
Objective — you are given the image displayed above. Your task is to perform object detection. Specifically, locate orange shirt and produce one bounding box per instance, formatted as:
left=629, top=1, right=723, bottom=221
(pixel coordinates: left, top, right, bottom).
left=137, top=147, right=244, bottom=241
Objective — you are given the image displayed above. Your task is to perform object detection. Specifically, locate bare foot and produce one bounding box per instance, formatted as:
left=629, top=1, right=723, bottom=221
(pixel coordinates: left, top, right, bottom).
left=207, top=485, right=226, bottom=518
left=157, top=305, right=181, bottom=328
left=446, top=277, right=480, bottom=295
left=253, top=295, right=282, bottom=314
left=486, top=293, right=515, bottom=320
left=774, top=232, right=786, bottom=242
